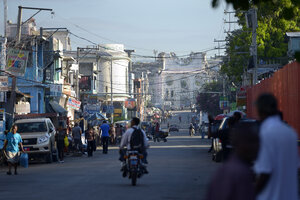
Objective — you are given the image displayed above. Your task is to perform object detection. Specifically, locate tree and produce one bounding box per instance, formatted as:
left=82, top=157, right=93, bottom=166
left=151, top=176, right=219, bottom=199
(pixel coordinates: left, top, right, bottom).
left=211, top=0, right=300, bottom=20
left=218, top=0, right=300, bottom=84
left=196, top=81, right=223, bottom=116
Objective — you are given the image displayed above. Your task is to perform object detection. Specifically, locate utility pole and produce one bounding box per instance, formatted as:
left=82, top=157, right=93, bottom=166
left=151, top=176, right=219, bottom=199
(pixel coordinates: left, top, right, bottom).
left=110, top=58, right=113, bottom=123
left=3, top=0, right=7, bottom=37
left=15, top=6, right=23, bottom=44
left=16, top=6, right=53, bottom=44
left=224, top=10, right=238, bottom=33
left=7, top=6, right=52, bottom=128
left=76, top=47, right=80, bottom=98
left=250, top=8, right=258, bottom=85
left=124, top=49, right=135, bottom=98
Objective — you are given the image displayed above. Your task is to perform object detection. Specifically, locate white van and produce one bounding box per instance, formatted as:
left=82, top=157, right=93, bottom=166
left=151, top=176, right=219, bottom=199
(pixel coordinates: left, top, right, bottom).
left=14, top=118, right=57, bottom=163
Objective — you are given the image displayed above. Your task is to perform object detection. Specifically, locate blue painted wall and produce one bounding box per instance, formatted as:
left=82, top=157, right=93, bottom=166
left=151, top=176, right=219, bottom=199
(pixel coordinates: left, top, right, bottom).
left=17, top=41, right=47, bottom=114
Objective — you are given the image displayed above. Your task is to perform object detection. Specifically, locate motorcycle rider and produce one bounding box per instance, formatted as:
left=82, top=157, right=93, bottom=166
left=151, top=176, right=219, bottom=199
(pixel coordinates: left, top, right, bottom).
left=119, top=117, right=149, bottom=176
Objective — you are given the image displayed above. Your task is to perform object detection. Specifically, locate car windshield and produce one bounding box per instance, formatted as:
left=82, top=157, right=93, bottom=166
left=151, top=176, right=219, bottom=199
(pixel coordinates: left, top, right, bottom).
left=16, top=122, right=48, bottom=133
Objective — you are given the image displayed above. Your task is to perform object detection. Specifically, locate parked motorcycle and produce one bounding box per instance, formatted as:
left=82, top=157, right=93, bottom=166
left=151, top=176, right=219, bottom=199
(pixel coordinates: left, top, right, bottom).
left=123, top=150, right=146, bottom=186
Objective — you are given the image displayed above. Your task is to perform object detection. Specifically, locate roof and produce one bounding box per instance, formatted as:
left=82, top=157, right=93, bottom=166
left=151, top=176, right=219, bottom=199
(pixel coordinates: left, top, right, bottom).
left=15, top=118, right=50, bottom=123
left=49, top=101, right=68, bottom=115
left=286, top=32, right=300, bottom=38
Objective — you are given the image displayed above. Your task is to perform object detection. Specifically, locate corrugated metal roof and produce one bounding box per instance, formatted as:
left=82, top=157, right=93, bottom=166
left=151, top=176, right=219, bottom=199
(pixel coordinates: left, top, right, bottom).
left=286, top=32, right=300, bottom=37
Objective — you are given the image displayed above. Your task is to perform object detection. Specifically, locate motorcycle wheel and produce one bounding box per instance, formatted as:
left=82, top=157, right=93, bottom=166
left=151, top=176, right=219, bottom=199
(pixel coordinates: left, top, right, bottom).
left=131, top=172, right=137, bottom=186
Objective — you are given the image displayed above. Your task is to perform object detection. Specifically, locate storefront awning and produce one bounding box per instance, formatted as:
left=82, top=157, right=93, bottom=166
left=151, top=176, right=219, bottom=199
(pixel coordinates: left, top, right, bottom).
left=49, top=101, right=67, bottom=115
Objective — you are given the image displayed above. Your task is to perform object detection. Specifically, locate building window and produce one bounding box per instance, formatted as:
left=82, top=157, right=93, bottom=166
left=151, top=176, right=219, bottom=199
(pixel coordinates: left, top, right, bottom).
left=94, top=76, right=97, bottom=90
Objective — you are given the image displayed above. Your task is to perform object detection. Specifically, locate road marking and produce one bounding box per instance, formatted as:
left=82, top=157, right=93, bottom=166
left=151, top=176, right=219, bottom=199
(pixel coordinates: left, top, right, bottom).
left=97, top=144, right=210, bottom=150
left=149, top=145, right=210, bottom=148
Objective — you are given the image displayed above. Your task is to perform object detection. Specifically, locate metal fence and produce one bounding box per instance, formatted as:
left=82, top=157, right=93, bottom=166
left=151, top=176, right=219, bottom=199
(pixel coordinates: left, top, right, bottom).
left=247, top=61, right=300, bottom=135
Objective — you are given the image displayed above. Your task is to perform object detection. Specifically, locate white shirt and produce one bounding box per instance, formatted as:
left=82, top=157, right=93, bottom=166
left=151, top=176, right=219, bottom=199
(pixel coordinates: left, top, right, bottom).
left=254, top=116, right=298, bottom=200
left=120, top=126, right=149, bottom=150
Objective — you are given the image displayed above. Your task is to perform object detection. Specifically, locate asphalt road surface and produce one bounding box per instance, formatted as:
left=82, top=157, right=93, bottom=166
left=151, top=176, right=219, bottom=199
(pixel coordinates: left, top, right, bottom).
left=0, top=111, right=219, bottom=200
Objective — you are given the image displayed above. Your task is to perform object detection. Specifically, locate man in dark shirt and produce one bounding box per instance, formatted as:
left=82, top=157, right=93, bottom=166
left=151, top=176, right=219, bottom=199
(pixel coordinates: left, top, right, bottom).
left=206, top=122, right=260, bottom=200
left=72, top=123, right=82, bottom=152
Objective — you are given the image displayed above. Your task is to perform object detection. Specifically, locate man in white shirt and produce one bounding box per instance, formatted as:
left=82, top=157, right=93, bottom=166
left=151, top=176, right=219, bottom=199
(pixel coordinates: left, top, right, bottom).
left=119, top=117, right=149, bottom=176
left=120, top=118, right=149, bottom=151
left=255, top=93, right=298, bottom=200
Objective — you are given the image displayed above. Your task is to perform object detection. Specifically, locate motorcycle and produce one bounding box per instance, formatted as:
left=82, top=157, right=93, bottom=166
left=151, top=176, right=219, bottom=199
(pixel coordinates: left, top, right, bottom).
left=123, top=150, right=146, bottom=186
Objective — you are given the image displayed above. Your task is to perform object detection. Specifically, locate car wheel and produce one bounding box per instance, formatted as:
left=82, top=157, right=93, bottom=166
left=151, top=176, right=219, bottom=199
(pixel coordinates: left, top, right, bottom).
left=52, top=147, right=59, bottom=162
left=45, top=144, right=53, bottom=163
left=45, top=152, right=53, bottom=163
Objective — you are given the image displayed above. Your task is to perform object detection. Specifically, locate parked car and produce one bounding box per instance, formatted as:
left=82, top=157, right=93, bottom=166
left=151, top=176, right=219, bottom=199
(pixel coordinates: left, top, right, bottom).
left=14, top=118, right=57, bottom=163
left=169, top=124, right=179, bottom=132
left=212, top=117, right=257, bottom=162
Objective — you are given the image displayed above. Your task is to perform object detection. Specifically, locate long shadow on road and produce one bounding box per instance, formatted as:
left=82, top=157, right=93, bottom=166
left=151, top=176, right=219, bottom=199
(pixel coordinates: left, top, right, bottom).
left=0, top=130, right=219, bottom=200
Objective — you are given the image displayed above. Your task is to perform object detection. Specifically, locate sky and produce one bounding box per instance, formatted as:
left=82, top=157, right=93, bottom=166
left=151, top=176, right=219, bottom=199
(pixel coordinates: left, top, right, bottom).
left=0, top=0, right=237, bottom=58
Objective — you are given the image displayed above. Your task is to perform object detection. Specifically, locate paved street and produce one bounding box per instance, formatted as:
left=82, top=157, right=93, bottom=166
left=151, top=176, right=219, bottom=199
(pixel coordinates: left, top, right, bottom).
left=0, top=111, right=219, bottom=200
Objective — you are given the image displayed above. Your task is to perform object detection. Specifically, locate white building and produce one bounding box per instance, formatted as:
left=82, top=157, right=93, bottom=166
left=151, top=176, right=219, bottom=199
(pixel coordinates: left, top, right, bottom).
left=160, top=52, right=216, bottom=109
left=98, top=44, right=130, bottom=101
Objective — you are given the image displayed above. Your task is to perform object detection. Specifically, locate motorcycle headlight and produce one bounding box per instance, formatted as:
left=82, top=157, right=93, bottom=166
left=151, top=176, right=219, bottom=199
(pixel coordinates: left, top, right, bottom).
left=38, top=135, right=49, bottom=144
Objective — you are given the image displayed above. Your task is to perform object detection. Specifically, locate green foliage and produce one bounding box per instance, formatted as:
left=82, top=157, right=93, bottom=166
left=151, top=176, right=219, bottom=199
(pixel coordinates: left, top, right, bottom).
left=212, top=0, right=300, bottom=20
left=219, top=0, right=300, bottom=84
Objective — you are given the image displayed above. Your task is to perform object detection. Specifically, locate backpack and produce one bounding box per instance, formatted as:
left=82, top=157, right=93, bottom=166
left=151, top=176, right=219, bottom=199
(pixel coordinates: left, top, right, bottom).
left=130, top=128, right=144, bottom=152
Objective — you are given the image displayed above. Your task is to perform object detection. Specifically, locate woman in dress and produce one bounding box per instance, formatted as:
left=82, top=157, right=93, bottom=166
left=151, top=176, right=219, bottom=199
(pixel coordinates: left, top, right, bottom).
left=3, top=125, right=25, bottom=175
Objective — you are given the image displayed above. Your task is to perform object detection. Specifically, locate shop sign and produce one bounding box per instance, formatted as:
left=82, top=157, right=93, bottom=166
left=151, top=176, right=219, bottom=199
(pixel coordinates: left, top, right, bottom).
left=84, top=104, right=101, bottom=114
left=67, top=97, right=81, bottom=110
left=125, top=99, right=136, bottom=109
left=237, top=86, right=248, bottom=99
left=114, top=108, right=122, bottom=114
left=6, top=48, right=29, bottom=76
left=219, top=96, right=229, bottom=110
left=15, top=103, right=30, bottom=114
left=0, top=76, right=8, bottom=91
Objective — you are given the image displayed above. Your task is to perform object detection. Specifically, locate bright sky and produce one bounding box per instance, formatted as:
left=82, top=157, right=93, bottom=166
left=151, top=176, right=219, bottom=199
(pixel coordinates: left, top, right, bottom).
left=1, top=0, right=236, bottom=57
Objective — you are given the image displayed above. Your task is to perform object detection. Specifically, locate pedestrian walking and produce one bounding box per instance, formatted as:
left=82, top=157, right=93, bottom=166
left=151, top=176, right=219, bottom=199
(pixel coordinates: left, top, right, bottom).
left=100, top=121, right=110, bottom=154
left=2, top=125, right=25, bottom=175
left=56, top=122, right=67, bottom=163
left=109, top=124, right=116, bottom=144
left=179, top=116, right=181, bottom=123
left=206, top=122, right=260, bottom=200
left=72, top=123, right=82, bottom=152
left=85, top=125, right=96, bottom=157
left=254, top=93, right=298, bottom=200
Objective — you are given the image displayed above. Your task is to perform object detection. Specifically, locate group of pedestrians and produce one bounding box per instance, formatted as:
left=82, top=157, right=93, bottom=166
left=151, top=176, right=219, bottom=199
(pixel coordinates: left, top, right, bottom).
left=206, top=93, right=299, bottom=200
left=55, top=120, right=112, bottom=161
